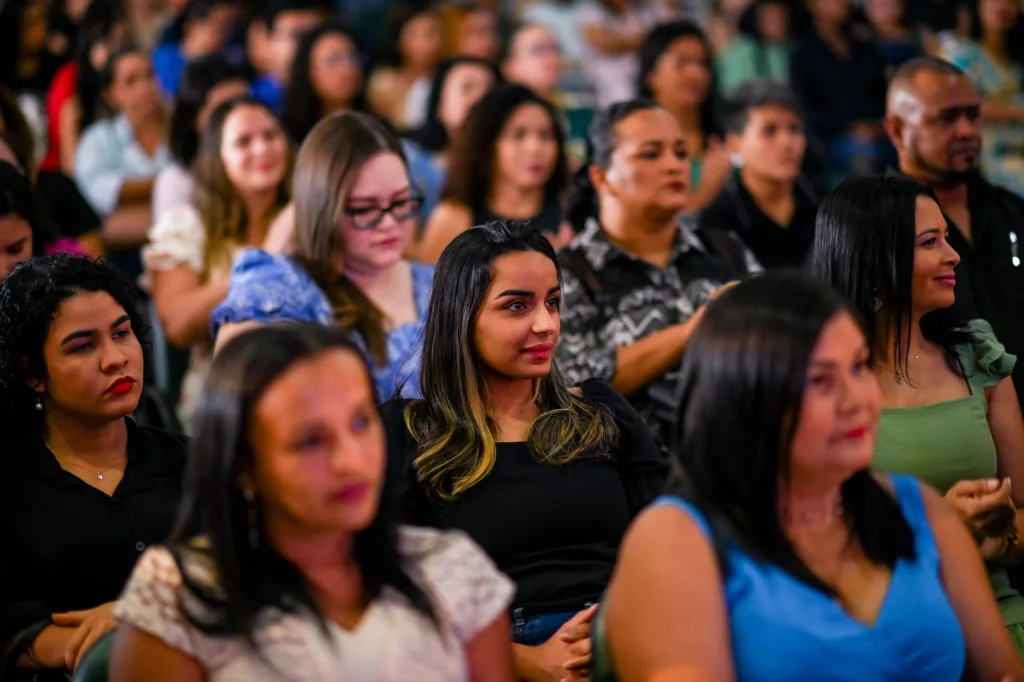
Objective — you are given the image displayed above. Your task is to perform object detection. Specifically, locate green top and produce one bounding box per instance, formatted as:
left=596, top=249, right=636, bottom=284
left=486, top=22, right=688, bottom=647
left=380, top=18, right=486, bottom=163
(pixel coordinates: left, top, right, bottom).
left=715, top=36, right=789, bottom=96
left=873, top=319, right=1024, bottom=643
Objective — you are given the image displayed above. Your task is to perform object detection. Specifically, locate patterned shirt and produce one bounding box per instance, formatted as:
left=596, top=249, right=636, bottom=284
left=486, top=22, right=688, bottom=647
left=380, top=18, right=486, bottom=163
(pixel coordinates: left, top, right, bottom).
left=210, top=248, right=433, bottom=401
left=557, top=217, right=754, bottom=444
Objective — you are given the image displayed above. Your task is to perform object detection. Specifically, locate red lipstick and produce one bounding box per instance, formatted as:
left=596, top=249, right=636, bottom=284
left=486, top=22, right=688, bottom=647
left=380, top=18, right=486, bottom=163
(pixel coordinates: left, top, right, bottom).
left=107, top=377, right=136, bottom=395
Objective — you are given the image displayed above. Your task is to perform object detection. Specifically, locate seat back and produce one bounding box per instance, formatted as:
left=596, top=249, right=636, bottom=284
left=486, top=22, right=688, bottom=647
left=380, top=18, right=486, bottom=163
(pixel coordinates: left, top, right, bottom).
left=591, top=605, right=618, bottom=682
left=71, top=629, right=115, bottom=682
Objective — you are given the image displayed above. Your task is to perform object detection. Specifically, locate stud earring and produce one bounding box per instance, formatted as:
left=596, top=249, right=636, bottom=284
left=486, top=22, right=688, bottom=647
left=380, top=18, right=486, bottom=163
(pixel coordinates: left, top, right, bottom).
left=34, top=397, right=42, bottom=412
left=729, top=152, right=744, bottom=168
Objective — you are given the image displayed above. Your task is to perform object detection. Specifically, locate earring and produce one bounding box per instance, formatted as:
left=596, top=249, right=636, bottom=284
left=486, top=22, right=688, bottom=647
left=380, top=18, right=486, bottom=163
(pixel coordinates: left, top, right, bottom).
left=873, top=297, right=883, bottom=312
left=34, top=397, right=42, bottom=412
left=242, top=488, right=260, bottom=550
left=729, top=152, right=744, bottom=168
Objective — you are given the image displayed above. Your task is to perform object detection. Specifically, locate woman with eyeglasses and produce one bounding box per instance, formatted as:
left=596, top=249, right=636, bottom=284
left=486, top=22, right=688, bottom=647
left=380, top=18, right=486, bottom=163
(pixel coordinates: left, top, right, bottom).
left=211, top=112, right=431, bottom=401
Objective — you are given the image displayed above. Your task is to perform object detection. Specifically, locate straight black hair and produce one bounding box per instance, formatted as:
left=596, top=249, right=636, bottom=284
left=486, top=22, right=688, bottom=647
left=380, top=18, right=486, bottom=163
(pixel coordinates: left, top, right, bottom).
left=163, top=0, right=239, bottom=45
left=721, top=79, right=803, bottom=135
left=637, top=20, right=721, bottom=141
left=169, top=322, right=435, bottom=646
left=441, top=83, right=568, bottom=211
left=807, top=175, right=967, bottom=385
left=75, top=0, right=127, bottom=132
left=0, top=160, right=60, bottom=256
left=670, top=271, right=916, bottom=591
left=409, top=56, right=500, bottom=153
left=169, top=54, right=248, bottom=166
left=282, top=20, right=367, bottom=143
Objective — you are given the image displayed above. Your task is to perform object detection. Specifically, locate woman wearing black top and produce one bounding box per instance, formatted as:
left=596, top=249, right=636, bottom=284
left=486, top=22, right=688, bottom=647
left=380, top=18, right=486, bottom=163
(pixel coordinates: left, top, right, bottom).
left=418, top=84, right=572, bottom=264
left=381, top=221, right=666, bottom=682
left=0, top=255, right=185, bottom=678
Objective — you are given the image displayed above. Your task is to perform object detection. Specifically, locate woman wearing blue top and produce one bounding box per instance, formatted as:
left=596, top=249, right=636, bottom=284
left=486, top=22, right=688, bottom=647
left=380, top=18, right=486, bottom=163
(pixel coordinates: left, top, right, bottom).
left=600, top=272, right=1024, bottom=681
left=211, top=111, right=432, bottom=401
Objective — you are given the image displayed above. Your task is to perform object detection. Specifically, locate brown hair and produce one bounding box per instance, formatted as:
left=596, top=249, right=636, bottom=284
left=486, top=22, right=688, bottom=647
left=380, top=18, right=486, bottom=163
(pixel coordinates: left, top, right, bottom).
left=192, top=96, right=293, bottom=279
left=291, top=111, right=407, bottom=363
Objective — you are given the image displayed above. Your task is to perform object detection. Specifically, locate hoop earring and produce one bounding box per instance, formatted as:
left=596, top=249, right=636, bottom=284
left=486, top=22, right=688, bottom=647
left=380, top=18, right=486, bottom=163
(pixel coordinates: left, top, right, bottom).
left=243, top=488, right=260, bottom=549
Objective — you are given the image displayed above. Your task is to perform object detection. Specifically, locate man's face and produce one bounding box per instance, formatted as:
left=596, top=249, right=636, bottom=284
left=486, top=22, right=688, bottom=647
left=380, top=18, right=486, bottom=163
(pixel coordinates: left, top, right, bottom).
left=890, top=72, right=982, bottom=185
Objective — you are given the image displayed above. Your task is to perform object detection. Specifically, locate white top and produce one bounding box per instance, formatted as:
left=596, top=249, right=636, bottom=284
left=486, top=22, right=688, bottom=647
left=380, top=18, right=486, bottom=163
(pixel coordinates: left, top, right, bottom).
left=152, top=162, right=196, bottom=220
left=73, top=114, right=170, bottom=216
left=114, top=526, right=515, bottom=682
left=577, top=0, right=671, bottom=108
left=142, top=204, right=206, bottom=275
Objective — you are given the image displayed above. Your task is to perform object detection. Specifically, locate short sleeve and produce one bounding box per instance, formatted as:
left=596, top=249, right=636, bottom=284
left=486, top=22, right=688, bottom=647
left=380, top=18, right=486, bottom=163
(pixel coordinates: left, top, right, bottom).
left=74, top=122, right=123, bottom=216
left=152, top=164, right=195, bottom=218
left=557, top=264, right=618, bottom=384
left=581, top=379, right=668, bottom=515
left=113, top=547, right=199, bottom=657
left=399, top=527, right=514, bottom=643
left=957, top=319, right=1017, bottom=391
left=209, top=248, right=332, bottom=337
left=142, top=205, right=206, bottom=273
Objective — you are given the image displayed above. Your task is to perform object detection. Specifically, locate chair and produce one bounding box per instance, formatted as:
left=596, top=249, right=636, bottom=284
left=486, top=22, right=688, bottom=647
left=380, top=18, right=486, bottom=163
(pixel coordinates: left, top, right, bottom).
left=591, top=605, right=618, bottom=682
left=71, top=629, right=115, bottom=682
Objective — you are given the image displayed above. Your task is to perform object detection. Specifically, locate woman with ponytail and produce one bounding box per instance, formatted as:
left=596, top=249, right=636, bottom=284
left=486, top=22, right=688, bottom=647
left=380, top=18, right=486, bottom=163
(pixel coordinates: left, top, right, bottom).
left=210, top=112, right=433, bottom=401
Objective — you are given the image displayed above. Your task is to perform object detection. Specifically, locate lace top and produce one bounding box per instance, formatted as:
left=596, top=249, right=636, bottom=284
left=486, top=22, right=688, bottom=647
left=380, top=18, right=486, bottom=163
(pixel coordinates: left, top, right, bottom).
left=114, top=526, right=514, bottom=681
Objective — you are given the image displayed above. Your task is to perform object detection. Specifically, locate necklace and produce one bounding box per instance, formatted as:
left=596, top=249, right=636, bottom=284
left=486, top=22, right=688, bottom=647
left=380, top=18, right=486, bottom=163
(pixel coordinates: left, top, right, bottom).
left=894, top=353, right=921, bottom=384
left=60, top=457, right=125, bottom=481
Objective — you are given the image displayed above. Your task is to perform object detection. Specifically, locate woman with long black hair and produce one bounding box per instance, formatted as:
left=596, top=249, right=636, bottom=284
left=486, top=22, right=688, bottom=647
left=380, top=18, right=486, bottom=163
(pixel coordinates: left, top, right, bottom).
left=382, top=220, right=666, bottom=681
left=110, top=323, right=515, bottom=681
left=601, top=272, right=1024, bottom=680
left=810, top=174, right=1024, bottom=654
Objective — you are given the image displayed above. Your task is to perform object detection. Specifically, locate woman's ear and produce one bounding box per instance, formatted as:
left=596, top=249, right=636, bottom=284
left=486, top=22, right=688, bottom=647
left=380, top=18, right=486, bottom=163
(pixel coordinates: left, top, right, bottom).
left=589, top=164, right=609, bottom=195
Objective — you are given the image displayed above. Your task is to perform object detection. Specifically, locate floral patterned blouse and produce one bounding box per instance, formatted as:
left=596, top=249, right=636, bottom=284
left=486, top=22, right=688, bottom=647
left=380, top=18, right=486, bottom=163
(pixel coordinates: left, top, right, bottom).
left=210, top=248, right=433, bottom=401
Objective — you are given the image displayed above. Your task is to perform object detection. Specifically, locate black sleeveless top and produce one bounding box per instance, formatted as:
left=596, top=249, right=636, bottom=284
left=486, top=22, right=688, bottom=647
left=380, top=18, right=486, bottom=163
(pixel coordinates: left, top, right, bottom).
left=472, top=200, right=564, bottom=234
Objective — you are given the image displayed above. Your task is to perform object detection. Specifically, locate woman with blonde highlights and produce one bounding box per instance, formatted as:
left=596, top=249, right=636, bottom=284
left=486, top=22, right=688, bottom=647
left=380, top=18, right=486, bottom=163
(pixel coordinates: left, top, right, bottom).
left=381, top=220, right=666, bottom=682
left=211, top=111, right=432, bottom=401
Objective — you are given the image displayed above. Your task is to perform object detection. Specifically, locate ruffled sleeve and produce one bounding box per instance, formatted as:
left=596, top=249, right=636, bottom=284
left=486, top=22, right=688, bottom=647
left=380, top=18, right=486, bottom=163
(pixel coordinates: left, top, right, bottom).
left=142, top=205, right=206, bottom=274
left=957, top=319, right=1017, bottom=392
left=398, top=526, right=514, bottom=643
left=209, top=248, right=332, bottom=338
left=113, top=547, right=200, bottom=658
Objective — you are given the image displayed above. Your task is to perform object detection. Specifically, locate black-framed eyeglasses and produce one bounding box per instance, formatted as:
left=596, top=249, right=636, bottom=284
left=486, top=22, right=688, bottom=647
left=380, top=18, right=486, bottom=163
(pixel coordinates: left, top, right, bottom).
left=344, top=195, right=424, bottom=231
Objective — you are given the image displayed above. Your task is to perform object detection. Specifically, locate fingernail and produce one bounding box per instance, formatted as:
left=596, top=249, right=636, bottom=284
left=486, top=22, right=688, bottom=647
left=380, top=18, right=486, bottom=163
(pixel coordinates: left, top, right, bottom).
left=990, top=479, right=1000, bottom=489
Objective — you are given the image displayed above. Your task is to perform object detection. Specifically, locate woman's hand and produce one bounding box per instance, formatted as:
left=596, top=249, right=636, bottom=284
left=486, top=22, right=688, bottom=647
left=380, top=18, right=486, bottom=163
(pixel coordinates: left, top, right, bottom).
left=518, top=604, right=598, bottom=682
left=52, top=601, right=117, bottom=670
left=945, top=478, right=1016, bottom=542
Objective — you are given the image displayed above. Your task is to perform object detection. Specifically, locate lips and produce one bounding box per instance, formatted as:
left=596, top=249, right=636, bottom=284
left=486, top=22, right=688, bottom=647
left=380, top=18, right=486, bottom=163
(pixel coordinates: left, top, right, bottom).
left=332, top=482, right=368, bottom=503
left=107, top=377, right=136, bottom=395
left=523, top=343, right=553, bottom=359
left=666, top=181, right=687, bottom=193
left=934, top=275, right=956, bottom=287
left=842, top=426, right=867, bottom=440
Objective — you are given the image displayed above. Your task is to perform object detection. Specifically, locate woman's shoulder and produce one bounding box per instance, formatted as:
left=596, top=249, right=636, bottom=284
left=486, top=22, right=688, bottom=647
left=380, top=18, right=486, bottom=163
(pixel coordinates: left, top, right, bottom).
left=379, top=398, right=415, bottom=438
left=955, top=319, right=1016, bottom=389
left=396, top=525, right=514, bottom=640
left=578, top=378, right=636, bottom=417
left=143, top=204, right=206, bottom=273
left=213, top=249, right=329, bottom=329
left=130, top=420, right=188, bottom=472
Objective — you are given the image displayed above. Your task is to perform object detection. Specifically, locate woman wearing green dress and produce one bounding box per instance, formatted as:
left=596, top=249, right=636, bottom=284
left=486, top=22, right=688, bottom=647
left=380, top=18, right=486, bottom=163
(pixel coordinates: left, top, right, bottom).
left=810, top=174, right=1024, bottom=655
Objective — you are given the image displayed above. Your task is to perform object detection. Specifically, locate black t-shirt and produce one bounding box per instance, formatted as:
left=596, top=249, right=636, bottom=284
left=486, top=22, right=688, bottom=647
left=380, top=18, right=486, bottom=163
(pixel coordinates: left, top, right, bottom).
left=699, top=173, right=820, bottom=270
left=0, top=419, right=186, bottom=649
left=35, top=170, right=102, bottom=239
left=381, top=379, right=668, bottom=617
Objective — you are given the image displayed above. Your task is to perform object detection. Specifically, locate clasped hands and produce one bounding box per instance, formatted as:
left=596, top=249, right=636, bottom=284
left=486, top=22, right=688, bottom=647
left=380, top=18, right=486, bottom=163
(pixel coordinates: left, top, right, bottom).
left=51, top=601, right=117, bottom=671
left=945, top=478, right=1018, bottom=560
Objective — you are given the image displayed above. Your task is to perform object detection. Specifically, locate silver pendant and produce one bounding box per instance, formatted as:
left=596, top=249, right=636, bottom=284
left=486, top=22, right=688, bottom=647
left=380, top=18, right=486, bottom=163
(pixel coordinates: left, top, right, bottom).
left=895, top=374, right=904, bottom=384
left=98, top=473, right=104, bottom=480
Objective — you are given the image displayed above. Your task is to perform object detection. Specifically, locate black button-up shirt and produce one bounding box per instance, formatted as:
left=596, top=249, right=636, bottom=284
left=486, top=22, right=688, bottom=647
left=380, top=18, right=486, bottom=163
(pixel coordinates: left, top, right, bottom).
left=0, top=419, right=186, bottom=651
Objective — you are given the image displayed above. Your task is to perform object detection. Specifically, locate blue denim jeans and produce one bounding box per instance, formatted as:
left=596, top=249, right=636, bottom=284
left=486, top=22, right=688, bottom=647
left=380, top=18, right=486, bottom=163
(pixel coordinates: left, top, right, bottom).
left=510, top=608, right=580, bottom=646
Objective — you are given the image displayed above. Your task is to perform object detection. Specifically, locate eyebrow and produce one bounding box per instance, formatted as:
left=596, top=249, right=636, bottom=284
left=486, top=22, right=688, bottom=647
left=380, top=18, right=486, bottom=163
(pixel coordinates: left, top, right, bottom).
left=496, top=285, right=561, bottom=298
left=916, top=227, right=943, bottom=238
left=348, top=188, right=412, bottom=203
left=60, top=314, right=131, bottom=346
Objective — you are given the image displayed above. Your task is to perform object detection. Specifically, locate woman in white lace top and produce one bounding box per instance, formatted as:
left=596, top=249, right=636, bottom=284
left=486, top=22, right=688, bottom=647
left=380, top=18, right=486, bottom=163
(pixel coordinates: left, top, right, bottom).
left=109, top=323, right=516, bottom=682
left=143, top=94, right=291, bottom=430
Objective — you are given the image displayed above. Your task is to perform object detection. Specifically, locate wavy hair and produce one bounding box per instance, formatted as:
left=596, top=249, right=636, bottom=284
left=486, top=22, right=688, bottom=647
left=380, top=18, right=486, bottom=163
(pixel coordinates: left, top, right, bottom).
left=192, top=95, right=292, bottom=278
left=0, top=254, right=149, bottom=433
left=404, top=220, right=618, bottom=500
left=291, top=111, right=408, bottom=364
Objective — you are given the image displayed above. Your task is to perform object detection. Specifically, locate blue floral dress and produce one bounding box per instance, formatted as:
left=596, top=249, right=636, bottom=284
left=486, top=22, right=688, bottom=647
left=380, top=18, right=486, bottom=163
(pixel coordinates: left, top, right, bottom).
left=210, top=248, right=433, bottom=401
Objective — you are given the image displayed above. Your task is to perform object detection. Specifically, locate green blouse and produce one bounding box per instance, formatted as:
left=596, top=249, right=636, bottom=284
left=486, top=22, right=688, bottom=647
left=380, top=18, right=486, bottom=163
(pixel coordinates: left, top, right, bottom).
left=873, top=319, right=1024, bottom=653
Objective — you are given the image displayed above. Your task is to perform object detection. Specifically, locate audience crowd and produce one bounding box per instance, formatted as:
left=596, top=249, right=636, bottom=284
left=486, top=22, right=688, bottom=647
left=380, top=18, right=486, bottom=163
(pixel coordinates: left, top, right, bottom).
left=3, top=0, right=1024, bottom=679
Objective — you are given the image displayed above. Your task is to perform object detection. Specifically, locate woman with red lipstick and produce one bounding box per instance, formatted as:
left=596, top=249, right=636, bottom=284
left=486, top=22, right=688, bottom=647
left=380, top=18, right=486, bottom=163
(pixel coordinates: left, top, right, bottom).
left=810, top=174, right=1024, bottom=655
left=381, top=221, right=666, bottom=682
left=418, top=83, right=571, bottom=264
left=110, top=323, right=517, bottom=682
left=600, top=272, right=1024, bottom=681
left=145, top=94, right=291, bottom=431
left=0, top=254, right=186, bottom=677
left=211, top=112, right=433, bottom=403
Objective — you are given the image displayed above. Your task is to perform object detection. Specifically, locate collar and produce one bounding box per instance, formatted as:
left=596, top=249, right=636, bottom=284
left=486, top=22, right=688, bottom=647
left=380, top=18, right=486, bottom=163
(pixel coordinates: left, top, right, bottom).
left=575, top=215, right=707, bottom=272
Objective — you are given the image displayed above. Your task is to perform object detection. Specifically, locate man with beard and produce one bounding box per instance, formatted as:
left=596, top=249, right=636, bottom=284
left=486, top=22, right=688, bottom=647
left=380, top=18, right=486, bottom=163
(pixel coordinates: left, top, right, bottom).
left=885, top=55, right=1024, bottom=413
